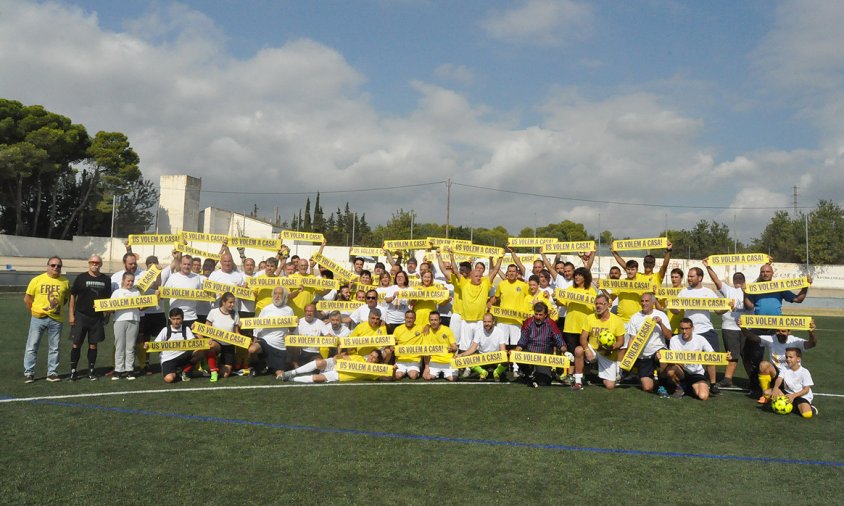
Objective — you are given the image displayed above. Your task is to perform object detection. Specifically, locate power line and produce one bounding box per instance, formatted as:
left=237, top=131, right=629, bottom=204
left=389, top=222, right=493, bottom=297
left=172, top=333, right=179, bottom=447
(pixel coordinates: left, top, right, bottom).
left=451, top=182, right=814, bottom=211
left=160, top=180, right=447, bottom=196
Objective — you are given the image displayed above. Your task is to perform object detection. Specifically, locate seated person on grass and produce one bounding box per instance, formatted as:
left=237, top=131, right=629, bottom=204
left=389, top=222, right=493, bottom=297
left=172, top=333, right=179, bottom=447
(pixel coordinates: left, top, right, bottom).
left=771, top=347, right=818, bottom=419
left=750, top=322, right=817, bottom=405
left=661, top=318, right=714, bottom=401
left=145, top=307, right=204, bottom=383
left=281, top=350, right=389, bottom=383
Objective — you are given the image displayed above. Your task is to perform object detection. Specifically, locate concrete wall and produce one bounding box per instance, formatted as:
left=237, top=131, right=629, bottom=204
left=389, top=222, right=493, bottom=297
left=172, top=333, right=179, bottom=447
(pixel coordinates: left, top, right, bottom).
left=158, top=174, right=201, bottom=233
left=199, top=207, right=274, bottom=238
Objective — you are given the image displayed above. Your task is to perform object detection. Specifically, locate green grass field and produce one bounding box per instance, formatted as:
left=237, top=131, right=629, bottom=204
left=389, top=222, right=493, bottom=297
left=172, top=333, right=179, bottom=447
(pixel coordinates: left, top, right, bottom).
left=1, top=292, right=842, bottom=505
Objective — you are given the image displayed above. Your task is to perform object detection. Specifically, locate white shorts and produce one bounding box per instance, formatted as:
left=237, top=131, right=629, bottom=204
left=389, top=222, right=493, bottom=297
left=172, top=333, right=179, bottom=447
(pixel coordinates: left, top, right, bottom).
left=458, top=319, right=479, bottom=351
left=587, top=345, right=620, bottom=382
left=396, top=361, right=421, bottom=374
left=321, top=371, right=340, bottom=383
left=427, top=361, right=456, bottom=378
left=499, top=323, right=522, bottom=346
left=450, top=313, right=463, bottom=344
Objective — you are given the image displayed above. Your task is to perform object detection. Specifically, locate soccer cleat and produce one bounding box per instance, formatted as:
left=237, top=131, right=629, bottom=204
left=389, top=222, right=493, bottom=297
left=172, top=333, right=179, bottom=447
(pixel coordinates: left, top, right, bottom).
left=24, top=374, right=35, bottom=384
left=716, top=378, right=733, bottom=388
left=210, top=371, right=219, bottom=383
left=757, top=395, right=770, bottom=405
left=126, top=373, right=136, bottom=381
left=478, top=370, right=489, bottom=381
left=529, top=381, right=539, bottom=388
left=571, top=382, right=583, bottom=391
left=657, top=386, right=669, bottom=398
left=671, top=389, right=685, bottom=399
left=69, top=370, right=78, bottom=382
left=181, top=370, right=191, bottom=382
left=111, top=373, right=120, bottom=381
left=709, top=384, right=720, bottom=395
left=249, top=368, right=257, bottom=378
left=88, top=371, right=97, bottom=381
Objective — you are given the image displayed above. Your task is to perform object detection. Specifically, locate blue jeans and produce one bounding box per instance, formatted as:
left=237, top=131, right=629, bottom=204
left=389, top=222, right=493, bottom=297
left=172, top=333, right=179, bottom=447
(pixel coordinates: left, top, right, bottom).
left=24, top=316, right=63, bottom=376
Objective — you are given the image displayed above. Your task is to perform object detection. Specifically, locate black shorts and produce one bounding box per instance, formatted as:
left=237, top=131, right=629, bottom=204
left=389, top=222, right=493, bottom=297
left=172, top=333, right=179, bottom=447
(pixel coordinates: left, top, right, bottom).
left=71, top=312, right=106, bottom=345
left=636, top=355, right=659, bottom=379
left=213, top=343, right=237, bottom=368
left=161, top=352, right=194, bottom=376
left=683, top=373, right=708, bottom=389
left=239, top=312, right=255, bottom=337
left=792, top=397, right=811, bottom=409
left=721, top=329, right=744, bottom=361
left=700, top=329, right=720, bottom=352
left=562, top=332, right=580, bottom=355
left=258, top=339, right=288, bottom=372
left=140, top=313, right=167, bottom=340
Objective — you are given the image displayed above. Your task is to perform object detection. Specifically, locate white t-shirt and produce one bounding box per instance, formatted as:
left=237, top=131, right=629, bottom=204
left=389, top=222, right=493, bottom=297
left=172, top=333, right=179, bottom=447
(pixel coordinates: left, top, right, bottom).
left=349, top=304, right=378, bottom=327
left=322, top=323, right=350, bottom=339
left=208, top=269, right=249, bottom=311
left=111, top=267, right=144, bottom=292
left=255, top=304, right=295, bottom=350
left=779, top=365, right=814, bottom=403
left=195, top=274, right=211, bottom=317
left=625, top=310, right=669, bottom=357
left=669, top=333, right=714, bottom=376
left=553, top=275, right=573, bottom=317
left=677, top=286, right=719, bottom=333
left=381, top=285, right=408, bottom=325
left=473, top=325, right=506, bottom=353
left=718, top=284, right=746, bottom=331
left=758, top=334, right=806, bottom=371
left=154, top=325, right=196, bottom=363
left=110, top=287, right=141, bottom=322
left=163, top=271, right=203, bottom=321
left=297, top=317, right=325, bottom=353
left=206, top=307, right=240, bottom=333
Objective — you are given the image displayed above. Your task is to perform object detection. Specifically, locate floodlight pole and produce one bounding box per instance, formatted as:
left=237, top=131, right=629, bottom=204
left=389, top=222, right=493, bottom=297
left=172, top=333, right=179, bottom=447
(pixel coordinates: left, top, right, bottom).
left=445, top=179, right=451, bottom=239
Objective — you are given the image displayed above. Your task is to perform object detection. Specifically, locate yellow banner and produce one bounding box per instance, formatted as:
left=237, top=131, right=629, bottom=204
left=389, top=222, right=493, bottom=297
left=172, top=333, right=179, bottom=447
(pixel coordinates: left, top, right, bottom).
left=285, top=335, right=339, bottom=347
left=507, top=237, right=557, bottom=248
left=660, top=350, right=729, bottom=366
left=510, top=351, right=570, bottom=369
left=515, top=253, right=540, bottom=263
left=311, top=253, right=354, bottom=281
left=598, top=278, right=655, bottom=293
left=395, top=344, right=448, bottom=356
left=202, top=279, right=255, bottom=301
left=316, top=300, right=365, bottom=312
left=554, top=289, right=596, bottom=306
left=451, top=351, right=508, bottom=369
left=744, top=277, right=811, bottom=295
left=248, top=276, right=299, bottom=288
left=191, top=322, right=252, bottom=349
left=666, top=298, right=732, bottom=311
left=300, top=277, right=341, bottom=290
left=619, top=318, right=657, bottom=371
left=279, top=230, right=325, bottom=243
left=656, top=287, right=683, bottom=298
left=94, top=295, right=158, bottom=312
left=134, top=265, right=161, bottom=292
left=238, top=316, right=299, bottom=329
left=175, top=243, right=221, bottom=261
left=159, top=286, right=215, bottom=302
left=339, top=335, right=396, bottom=348
left=127, top=234, right=181, bottom=246
left=182, top=232, right=229, bottom=244
left=146, top=338, right=211, bottom=352
left=427, top=237, right=471, bottom=249
left=351, top=283, right=380, bottom=293
left=229, top=236, right=282, bottom=251
left=349, top=247, right=384, bottom=257
left=398, top=288, right=449, bottom=301
left=541, top=241, right=597, bottom=254
left=490, top=306, right=532, bottom=321
left=612, top=237, right=668, bottom=251
left=383, top=239, right=432, bottom=250
left=739, top=315, right=814, bottom=331
left=706, top=253, right=772, bottom=266
left=451, top=243, right=504, bottom=258
left=334, top=360, right=394, bottom=377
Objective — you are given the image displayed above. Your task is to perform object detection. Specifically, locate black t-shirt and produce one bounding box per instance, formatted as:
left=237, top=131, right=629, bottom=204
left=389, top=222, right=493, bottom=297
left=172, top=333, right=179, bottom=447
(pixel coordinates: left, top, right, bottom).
left=71, top=272, right=112, bottom=317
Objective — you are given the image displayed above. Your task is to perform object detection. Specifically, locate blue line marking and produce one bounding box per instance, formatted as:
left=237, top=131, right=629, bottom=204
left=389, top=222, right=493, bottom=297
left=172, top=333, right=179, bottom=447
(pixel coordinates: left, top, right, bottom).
left=34, top=399, right=844, bottom=468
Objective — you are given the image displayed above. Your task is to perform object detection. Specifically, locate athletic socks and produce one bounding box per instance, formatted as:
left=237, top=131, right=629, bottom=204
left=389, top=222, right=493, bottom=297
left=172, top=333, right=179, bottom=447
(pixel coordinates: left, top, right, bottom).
left=493, top=364, right=508, bottom=377
left=574, top=373, right=583, bottom=384
left=292, top=376, right=314, bottom=383
left=206, top=352, right=218, bottom=372
left=70, top=347, right=81, bottom=371
left=471, top=366, right=486, bottom=376
left=87, top=347, right=97, bottom=372
left=292, top=361, right=319, bottom=375
left=759, top=374, right=772, bottom=392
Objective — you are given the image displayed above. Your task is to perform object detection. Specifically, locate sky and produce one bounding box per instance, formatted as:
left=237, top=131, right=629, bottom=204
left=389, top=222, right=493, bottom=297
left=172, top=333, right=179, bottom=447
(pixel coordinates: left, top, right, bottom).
left=2, top=0, right=843, bottom=242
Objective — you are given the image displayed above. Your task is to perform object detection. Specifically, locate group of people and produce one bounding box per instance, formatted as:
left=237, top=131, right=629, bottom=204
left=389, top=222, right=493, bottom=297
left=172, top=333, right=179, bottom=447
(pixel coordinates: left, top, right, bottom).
left=22, top=237, right=820, bottom=417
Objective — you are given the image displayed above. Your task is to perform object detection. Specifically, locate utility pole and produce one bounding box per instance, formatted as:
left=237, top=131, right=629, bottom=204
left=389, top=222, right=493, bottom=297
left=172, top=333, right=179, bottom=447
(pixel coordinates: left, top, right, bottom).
left=793, top=185, right=799, bottom=215
left=445, top=179, right=452, bottom=239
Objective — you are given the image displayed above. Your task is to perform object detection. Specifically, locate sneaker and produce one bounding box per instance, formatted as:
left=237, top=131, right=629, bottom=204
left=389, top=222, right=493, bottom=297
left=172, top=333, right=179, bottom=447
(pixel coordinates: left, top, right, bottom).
left=529, top=381, right=539, bottom=388
left=24, top=374, right=35, bottom=384
left=126, top=373, right=136, bottom=381
left=461, top=368, right=472, bottom=378
left=757, top=395, right=770, bottom=405
left=563, top=375, right=574, bottom=386
left=281, top=370, right=295, bottom=381
left=111, top=373, right=120, bottom=381
left=657, top=386, right=669, bottom=398
left=210, top=371, right=219, bottom=383
left=478, top=370, right=489, bottom=381
left=248, top=368, right=257, bottom=378
left=811, top=405, right=819, bottom=416
left=181, top=371, right=191, bottom=382
left=571, top=382, right=583, bottom=391
left=709, top=383, right=720, bottom=395
left=69, top=370, right=78, bottom=381
left=88, top=371, right=97, bottom=381
left=716, top=378, right=733, bottom=388
left=46, top=373, right=61, bottom=382
left=671, top=389, right=685, bottom=399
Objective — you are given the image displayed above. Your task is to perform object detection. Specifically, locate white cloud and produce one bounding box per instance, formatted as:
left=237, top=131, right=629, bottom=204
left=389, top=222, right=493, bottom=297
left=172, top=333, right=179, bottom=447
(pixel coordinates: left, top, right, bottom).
left=434, top=63, right=475, bottom=86
left=479, top=0, right=593, bottom=46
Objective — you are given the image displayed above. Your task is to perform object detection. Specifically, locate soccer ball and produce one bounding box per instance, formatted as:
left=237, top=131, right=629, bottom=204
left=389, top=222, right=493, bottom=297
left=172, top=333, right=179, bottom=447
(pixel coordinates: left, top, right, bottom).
left=598, top=330, right=616, bottom=349
left=771, top=395, right=793, bottom=415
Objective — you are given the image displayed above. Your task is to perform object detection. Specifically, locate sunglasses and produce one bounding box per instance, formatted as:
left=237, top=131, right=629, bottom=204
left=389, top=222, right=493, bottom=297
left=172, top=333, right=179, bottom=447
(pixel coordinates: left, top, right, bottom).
left=365, top=296, right=377, bottom=300
left=49, top=263, right=63, bottom=268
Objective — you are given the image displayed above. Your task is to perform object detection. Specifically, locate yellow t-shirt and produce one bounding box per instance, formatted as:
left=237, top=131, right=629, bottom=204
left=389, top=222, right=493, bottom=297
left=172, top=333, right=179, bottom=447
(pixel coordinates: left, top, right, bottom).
left=582, top=312, right=625, bottom=360
left=347, top=321, right=388, bottom=356
left=495, top=279, right=529, bottom=325
left=616, top=273, right=651, bottom=323
left=523, top=291, right=558, bottom=320
left=288, top=273, right=318, bottom=318
left=458, top=277, right=491, bottom=322
left=560, top=286, right=596, bottom=334
left=26, top=273, right=70, bottom=321
left=450, top=273, right=464, bottom=316
left=336, top=354, right=377, bottom=382
left=252, top=273, right=281, bottom=314
left=424, top=325, right=456, bottom=364
left=394, top=323, right=425, bottom=362
left=410, top=284, right=448, bottom=325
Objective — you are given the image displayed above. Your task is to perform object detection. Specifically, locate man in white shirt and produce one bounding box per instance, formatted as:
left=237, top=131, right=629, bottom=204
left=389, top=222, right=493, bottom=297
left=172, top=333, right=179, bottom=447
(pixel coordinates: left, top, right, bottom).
left=703, top=260, right=748, bottom=388
left=249, top=286, right=294, bottom=379
left=625, top=292, right=672, bottom=393
left=163, top=253, right=203, bottom=327
left=663, top=318, right=715, bottom=401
